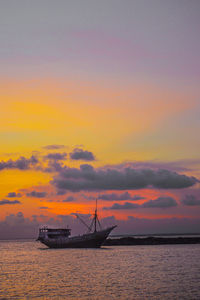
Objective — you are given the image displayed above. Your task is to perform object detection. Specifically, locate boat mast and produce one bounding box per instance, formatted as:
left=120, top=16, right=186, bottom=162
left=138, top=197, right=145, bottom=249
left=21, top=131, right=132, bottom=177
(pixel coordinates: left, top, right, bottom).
left=94, top=199, right=97, bottom=232
left=75, top=199, right=102, bottom=233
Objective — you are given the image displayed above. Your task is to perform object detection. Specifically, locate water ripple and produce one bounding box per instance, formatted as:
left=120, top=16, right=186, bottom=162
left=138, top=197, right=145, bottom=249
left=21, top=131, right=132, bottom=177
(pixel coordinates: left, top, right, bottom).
left=0, top=241, right=200, bottom=299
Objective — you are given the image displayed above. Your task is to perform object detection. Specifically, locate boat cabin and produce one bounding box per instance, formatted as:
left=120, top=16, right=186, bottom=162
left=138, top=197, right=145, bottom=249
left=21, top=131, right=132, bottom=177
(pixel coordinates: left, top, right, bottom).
left=38, top=227, right=71, bottom=240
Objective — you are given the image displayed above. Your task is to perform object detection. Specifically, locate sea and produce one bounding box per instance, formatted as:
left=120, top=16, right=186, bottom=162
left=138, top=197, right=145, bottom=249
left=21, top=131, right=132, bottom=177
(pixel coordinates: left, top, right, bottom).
left=0, top=240, right=200, bottom=299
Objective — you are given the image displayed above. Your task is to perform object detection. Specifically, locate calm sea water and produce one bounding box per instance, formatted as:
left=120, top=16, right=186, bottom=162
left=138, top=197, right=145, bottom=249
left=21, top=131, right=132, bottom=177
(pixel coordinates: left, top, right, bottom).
left=0, top=240, right=200, bottom=299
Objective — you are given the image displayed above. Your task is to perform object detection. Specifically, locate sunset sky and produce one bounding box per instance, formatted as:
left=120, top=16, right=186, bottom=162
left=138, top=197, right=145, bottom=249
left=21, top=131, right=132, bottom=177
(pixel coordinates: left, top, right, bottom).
left=0, top=0, right=200, bottom=238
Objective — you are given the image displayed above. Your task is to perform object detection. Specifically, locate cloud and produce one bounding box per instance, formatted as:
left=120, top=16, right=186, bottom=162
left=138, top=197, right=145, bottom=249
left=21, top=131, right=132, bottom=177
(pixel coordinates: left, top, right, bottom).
left=114, top=159, right=200, bottom=173
left=181, top=194, right=200, bottom=206
left=104, top=202, right=140, bottom=210
left=70, top=148, right=95, bottom=161
left=103, top=196, right=177, bottom=210
left=0, top=199, right=21, bottom=205
left=142, top=197, right=177, bottom=208
left=0, top=155, right=38, bottom=171
left=98, top=192, right=144, bottom=201
left=39, top=206, right=49, bottom=209
left=45, top=161, right=63, bottom=173
left=104, top=216, right=200, bottom=235
left=56, top=189, right=67, bottom=195
left=43, top=145, right=65, bottom=150
left=63, top=196, right=75, bottom=202
left=44, top=152, right=67, bottom=161
left=1, top=212, right=200, bottom=239
left=7, top=192, right=22, bottom=198
left=52, top=164, right=198, bottom=192
left=26, top=191, right=47, bottom=198
left=0, top=212, right=90, bottom=239
left=0, top=212, right=39, bottom=239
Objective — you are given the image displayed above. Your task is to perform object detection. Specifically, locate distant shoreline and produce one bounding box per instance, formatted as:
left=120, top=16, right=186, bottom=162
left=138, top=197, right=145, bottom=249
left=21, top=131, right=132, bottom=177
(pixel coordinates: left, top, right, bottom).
left=1, top=234, right=200, bottom=245
left=0, top=233, right=200, bottom=242
left=104, top=236, right=200, bottom=246
left=111, top=232, right=200, bottom=237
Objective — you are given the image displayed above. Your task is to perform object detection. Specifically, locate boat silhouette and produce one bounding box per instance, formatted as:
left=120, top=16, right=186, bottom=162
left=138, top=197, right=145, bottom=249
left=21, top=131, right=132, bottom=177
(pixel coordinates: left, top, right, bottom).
left=37, top=200, right=116, bottom=248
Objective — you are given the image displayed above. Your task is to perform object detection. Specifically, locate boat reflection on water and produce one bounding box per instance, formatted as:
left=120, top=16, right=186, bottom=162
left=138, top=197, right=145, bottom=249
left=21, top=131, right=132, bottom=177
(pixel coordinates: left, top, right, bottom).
left=37, top=200, right=116, bottom=248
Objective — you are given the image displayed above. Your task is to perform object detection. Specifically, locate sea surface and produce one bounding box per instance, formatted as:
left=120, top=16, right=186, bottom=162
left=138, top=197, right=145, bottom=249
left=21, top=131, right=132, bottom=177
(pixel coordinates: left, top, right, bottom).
left=0, top=240, right=200, bottom=299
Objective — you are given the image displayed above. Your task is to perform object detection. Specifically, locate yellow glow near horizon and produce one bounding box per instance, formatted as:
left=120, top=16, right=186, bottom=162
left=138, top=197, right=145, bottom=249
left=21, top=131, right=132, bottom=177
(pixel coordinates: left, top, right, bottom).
left=0, top=78, right=196, bottom=162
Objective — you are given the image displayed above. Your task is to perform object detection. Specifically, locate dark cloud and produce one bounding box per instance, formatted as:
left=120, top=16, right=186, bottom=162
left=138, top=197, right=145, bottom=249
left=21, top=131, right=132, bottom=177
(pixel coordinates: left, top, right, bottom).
left=181, top=195, right=200, bottom=206
left=104, top=202, right=140, bottom=210
left=70, top=148, right=95, bottom=161
left=98, top=192, right=144, bottom=201
left=26, top=191, right=47, bottom=198
left=56, top=189, right=67, bottom=195
left=52, top=164, right=198, bottom=192
left=39, top=206, right=49, bottom=209
left=0, top=199, right=21, bottom=205
left=43, top=145, right=65, bottom=150
left=103, top=197, right=177, bottom=210
left=7, top=192, right=22, bottom=198
left=63, top=196, right=75, bottom=202
left=142, top=197, right=177, bottom=208
left=0, top=155, right=38, bottom=171
left=132, top=195, right=145, bottom=200
left=44, top=152, right=67, bottom=161
left=45, top=161, right=63, bottom=173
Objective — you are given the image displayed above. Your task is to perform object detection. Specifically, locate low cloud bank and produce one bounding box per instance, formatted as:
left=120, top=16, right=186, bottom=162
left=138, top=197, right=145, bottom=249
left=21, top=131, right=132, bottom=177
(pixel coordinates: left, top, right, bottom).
left=1, top=212, right=200, bottom=239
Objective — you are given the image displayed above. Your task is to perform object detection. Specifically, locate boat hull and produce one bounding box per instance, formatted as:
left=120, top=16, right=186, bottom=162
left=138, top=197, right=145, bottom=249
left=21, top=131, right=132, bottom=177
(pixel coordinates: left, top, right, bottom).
left=39, top=226, right=116, bottom=249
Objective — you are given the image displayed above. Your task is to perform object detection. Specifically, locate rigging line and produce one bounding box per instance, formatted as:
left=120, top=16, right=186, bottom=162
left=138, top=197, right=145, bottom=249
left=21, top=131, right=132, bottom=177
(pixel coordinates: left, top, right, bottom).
left=75, top=214, right=90, bottom=231
left=97, top=216, right=102, bottom=230
left=88, top=218, right=95, bottom=233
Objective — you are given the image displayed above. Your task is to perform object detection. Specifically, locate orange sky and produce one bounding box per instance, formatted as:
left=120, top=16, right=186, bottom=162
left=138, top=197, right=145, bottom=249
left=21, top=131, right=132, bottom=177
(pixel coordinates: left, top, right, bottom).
left=0, top=78, right=200, bottom=224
